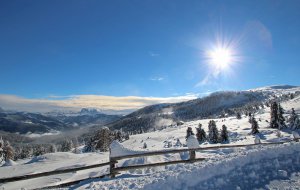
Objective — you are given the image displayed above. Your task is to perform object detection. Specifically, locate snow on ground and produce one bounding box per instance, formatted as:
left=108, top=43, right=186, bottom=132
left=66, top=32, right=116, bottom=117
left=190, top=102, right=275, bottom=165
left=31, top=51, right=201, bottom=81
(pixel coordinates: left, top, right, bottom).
left=72, top=93, right=300, bottom=190
left=0, top=152, right=109, bottom=190
left=1, top=87, right=300, bottom=189
left=74, top=143, right=300, bottom=190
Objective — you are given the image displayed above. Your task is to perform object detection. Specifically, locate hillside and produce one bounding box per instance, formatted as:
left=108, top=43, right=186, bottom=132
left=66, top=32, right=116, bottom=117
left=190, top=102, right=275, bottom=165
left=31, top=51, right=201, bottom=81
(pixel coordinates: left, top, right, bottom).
left=0, top=111, right=72, bottom=134
left=1, top=86, right=300, bottom=189
left=108, top=86, right=300, bottom=133
left=0, top=108, right=122, bottom=135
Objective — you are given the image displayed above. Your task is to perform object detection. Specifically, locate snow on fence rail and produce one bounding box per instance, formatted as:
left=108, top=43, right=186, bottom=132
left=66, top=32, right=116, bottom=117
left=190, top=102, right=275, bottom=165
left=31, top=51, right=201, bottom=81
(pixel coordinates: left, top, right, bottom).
left=0, top=161, right=111, bottom=183
left=0, top=136, right=299, bottom=189
left=109, top=137, right=300, bottom=178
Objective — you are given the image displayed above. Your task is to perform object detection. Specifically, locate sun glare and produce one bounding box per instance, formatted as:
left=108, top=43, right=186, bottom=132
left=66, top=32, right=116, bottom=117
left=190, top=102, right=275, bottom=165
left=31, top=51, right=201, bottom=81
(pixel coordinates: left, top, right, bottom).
left=209, top=47, right=232, bottom=69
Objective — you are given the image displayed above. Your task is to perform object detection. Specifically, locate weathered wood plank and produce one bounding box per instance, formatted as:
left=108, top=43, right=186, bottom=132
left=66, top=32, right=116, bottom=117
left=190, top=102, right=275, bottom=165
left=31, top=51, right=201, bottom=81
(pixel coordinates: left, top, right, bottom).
left=36, top=174, right=107, bottom=190
left=111, top=139, right=298, bottom=160
left=0, top=162, right=110, bottom=183
left=111, top=148, right=190, bottom=160
left=1, top=138, right=298, bottom=185
left=113, top=158, right=206, bottom=172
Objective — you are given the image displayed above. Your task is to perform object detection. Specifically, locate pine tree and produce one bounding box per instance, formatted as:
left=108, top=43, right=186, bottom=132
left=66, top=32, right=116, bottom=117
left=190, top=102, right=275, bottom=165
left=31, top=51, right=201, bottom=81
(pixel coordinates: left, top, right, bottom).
left=33, top=145, right=46, bottom=156
left=288, top=108, right=300, bottom=130
left=73, top=146, right=80, bottom=154
left=208, top=120, right=219, bottom=143
left=186, top=127, right=194, bottom=140
left=196, top=124, right=206, bottom=142
left=115, top=130, right=123, bottom=142
left=0, top=137, right=4, bottom=162
left=95, top=127, right=111, bottom=152
left=61, top=140, right=73, bottom=152
left=277, top=103, right=286, bottom=129
left=124, top=133, right=130, bottom=140
left=236, top=112, right=242, bottom=119
left=84, top=137, right=96, bottom=152
left=3, top=141, right=14, bottom=161
left=220, top=125, right=229, bottom=142
left=175, top=138, right=182, bottom=147
left=251, top=117, right=259, bottom=134
left=270, top=101, right=284, bottom=129
left=20, top=146, right=33, bottom=159
left=143, top=142, right=147, bottom=149
left=49, top=144, right=57, bottom=153
left=270, top=101, right=279, bottom=128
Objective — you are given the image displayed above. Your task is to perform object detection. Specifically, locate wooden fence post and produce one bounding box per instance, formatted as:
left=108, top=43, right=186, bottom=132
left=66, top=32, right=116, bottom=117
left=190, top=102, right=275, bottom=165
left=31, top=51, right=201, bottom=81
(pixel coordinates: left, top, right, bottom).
left=109, top=148, right=116, bottom=178
left=109, top=159, right=117, bottom=178
left=189, top=150, right=196, bottom=162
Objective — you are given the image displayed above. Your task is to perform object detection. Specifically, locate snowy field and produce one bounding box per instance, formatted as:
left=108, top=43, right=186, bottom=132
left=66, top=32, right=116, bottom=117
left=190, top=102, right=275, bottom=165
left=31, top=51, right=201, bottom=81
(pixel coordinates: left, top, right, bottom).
left=0, top=152, right=109, bottom=190
left=75, top=143, right=300, bottom=190
left=1, top=86, right=300, bottom=189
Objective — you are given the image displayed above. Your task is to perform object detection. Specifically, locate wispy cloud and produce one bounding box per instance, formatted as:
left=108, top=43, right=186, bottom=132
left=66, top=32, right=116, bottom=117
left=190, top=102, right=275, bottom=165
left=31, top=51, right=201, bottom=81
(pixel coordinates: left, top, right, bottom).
left=195, top=69, right=220, bottom=87
left=148, top=51, right=160, bottom=57
left=0, top=94, right=198, bottom=114
left=150, top=77, right=164, bottom=81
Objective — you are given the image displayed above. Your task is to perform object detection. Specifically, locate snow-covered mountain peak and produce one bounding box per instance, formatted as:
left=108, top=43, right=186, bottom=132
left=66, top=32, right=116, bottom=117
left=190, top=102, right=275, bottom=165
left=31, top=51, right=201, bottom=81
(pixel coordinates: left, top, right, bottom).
left=250, top=85, right=300, bottom=92
left=79, top=108, right=100, bottom=115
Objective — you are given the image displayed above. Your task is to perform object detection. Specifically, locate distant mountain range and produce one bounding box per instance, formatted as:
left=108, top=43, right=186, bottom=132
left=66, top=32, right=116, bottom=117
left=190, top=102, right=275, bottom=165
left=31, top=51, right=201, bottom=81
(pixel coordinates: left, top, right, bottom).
left=1, top=85, right=299, bottom=135
left=0, top=108, right=122, bottom=134
left=107, top=85, right=300, bottom=133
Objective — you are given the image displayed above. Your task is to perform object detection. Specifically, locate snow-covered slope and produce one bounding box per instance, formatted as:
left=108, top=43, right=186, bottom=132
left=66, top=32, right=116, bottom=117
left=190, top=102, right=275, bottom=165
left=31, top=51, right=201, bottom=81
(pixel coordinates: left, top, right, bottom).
left=0, top=151, right=109, bottom=190
left=73, top=93, right=300, bottom=189
left=1, top=85, right=300, bottom=189
left=108, top=85, right=300, bottom=133
left=75, top=143, right=300, bottom=190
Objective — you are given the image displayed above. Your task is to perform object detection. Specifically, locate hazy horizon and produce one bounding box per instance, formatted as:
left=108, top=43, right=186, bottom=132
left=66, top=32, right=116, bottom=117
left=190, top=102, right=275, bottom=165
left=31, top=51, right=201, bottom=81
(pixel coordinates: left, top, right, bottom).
left=1, top=0, right=300, bottom=113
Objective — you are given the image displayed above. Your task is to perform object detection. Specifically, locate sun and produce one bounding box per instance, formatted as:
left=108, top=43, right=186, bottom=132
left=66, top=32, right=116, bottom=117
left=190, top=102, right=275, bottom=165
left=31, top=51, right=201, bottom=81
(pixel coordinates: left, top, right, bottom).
left=208, top=47, right=232, bottom=69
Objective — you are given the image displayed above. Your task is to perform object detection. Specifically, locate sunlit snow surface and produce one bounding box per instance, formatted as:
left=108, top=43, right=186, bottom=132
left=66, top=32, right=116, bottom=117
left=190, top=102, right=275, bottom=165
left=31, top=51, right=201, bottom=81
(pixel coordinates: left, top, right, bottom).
left=1, top=86, right=300, bottom=189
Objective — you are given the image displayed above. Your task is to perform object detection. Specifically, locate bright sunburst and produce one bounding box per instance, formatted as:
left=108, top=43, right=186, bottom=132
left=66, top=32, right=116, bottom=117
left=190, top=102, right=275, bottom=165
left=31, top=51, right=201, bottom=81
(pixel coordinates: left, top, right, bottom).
left=209, top=47, right=232, bottom=69
left=196, top=34, right=242, bottom=87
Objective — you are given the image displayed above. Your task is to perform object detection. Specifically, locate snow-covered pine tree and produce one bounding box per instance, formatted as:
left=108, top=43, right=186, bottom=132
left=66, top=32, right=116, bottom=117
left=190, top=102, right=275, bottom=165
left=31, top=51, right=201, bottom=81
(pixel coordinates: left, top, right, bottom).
left=115, top=130, right=123, bottom=142
left=220, top=125, right=229, bottom=142
left=143, top=142, right=147, bottom=149
left=175, top=138, right=182, bottom=147
left=72, top=138, right=79, bottom=148
left=33, top=145, right=46, bottom=156
left=248, top=114, right=253, bottom=124
left=251, top=117, right=259, bottom=135
left=95, top=127, right=111, bottom=152
left=208, top=120, right=219, bottom=143
left=0, top=137, right=4, bottom=162
left=61, top=140, right=73, bottom=152
left=49, top=144, right=57, bottom=153
left=288, top=108, right=300, bottom=130
left=270, top=101, right=279, bottom=129
left=3, top=141, right=14, bottom=161
left=124, top=133, right=130, bottom=140
left=196, top=124, right=206, bottom=142
left=20, top=146, right=33, bottom=159
left=84, top=136, right=96, bottom=152
left=14, top=146, right=22, bottom=160
left=186, top=127, right=195, bottom=140
left=277, top=103, right=286, bottom=129
left=236, top=112, right=242, bottom=119
left=290, top=93, right=295, bottom=99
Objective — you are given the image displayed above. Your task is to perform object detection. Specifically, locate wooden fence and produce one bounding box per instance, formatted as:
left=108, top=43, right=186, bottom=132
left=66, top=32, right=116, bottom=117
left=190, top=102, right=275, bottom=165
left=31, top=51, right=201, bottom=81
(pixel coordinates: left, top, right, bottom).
left=109, top=138, right=299, bottom=178
left=0, top=136, right=299, bottom=189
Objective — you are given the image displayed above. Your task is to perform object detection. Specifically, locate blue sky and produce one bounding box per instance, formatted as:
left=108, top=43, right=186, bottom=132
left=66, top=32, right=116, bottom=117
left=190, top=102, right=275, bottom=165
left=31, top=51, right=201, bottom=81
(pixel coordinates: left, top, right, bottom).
left=0, top=0, right=300, bottom=112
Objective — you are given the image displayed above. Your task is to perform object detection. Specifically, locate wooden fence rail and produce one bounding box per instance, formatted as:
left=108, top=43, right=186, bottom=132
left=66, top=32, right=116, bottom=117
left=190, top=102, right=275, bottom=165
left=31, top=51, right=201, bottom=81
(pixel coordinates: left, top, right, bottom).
left=0, top=137, right=299, bottom=188
left=0, top=161, right=110, bottom=183
left=109, top=138, right=299, bottom=178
